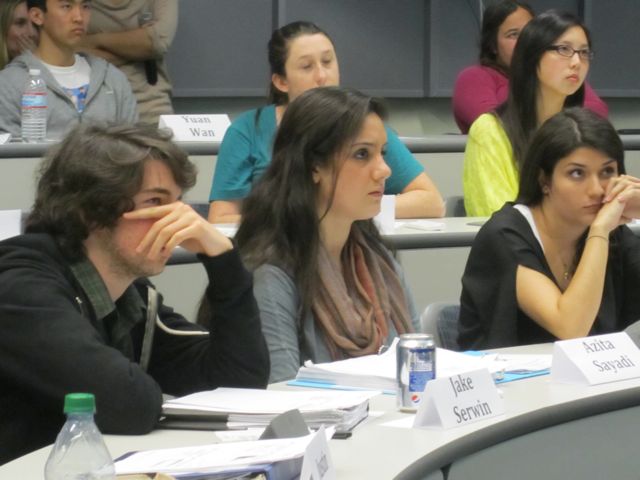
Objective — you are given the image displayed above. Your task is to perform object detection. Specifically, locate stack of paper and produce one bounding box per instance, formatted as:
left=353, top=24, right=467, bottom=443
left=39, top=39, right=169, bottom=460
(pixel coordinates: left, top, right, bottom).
left=115, top=430, right=328, bottom=479
left=293, top=344, right=552, bottom=392
left=295, top=345, right=398, bottom=392
left=160, top=388, right=377, bottom=432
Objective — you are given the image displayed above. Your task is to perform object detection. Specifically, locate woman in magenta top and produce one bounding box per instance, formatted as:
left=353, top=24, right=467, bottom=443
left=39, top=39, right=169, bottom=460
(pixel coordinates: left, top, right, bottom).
left=453, top=0, right=607, bottom=133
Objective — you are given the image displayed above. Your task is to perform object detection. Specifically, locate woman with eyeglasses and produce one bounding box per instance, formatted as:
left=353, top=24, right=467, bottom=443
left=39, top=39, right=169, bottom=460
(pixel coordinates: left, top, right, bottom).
left=459, top=108, right=640, bottom=349
left=452, top=1, right=607, bottom=134
left=463, top=10, right=605, bottom=217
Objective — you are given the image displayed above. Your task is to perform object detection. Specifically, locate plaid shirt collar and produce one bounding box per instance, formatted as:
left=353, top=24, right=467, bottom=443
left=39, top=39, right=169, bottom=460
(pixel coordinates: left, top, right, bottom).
left=70, top=257, right=116, bottom=321
left=69, top=257, right=146, bottom=359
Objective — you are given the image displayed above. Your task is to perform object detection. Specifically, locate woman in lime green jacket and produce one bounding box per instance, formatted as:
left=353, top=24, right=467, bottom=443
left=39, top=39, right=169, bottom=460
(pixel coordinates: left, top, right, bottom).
left=463, top=10, right=600, bottom=217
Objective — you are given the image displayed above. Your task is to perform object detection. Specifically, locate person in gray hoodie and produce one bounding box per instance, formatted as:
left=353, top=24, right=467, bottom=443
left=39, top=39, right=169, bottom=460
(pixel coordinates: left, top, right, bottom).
left=0, top=0, right=137, bottom=140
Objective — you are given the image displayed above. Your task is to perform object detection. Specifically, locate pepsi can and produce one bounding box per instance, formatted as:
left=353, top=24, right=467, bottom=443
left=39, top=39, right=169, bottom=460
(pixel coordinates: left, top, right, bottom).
left=396, top=333, right=436, bottom=411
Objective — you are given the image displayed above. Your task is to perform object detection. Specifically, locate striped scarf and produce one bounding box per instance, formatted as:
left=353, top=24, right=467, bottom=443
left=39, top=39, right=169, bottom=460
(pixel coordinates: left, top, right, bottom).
left=312, top=229, right=413, bottom=360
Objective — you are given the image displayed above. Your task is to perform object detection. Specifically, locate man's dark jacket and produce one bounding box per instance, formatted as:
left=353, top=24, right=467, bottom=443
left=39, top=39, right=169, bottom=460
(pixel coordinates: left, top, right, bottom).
left=0, top=233, right=269, bottom=464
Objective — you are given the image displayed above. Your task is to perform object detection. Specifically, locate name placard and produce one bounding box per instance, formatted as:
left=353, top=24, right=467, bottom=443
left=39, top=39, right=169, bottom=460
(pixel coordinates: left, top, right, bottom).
left=158, top=114, right=231, bottom=142
left=413, top=369, right=504, bottom=429
left=551, top=332, right=640, bottom=386
left=0, top=209, right=21, bottom=241
left=300, top=426, right=336, bottom=480
left=373, top=195, right=395, bottom=234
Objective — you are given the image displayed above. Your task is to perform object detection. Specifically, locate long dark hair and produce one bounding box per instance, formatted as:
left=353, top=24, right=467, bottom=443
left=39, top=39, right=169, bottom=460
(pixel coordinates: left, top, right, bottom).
left=236, top=86, right=390, bottom=314
left=517, top=107, right=624, bottom=207
left=267, top=20, right=334, bottom=105
left=0, top=0, right=26, bottom=68
left=498, top=10, right=591, bottom=171
left=479, top=0, right=534, bottom=73
left=26, top=123, right=196, bottom=261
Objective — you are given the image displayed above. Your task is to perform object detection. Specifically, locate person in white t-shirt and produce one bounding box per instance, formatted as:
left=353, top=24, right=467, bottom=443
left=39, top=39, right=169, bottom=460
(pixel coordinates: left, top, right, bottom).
left=0, top=0, right=138, bottom=140
left=41, top=56, right=91, bottom=112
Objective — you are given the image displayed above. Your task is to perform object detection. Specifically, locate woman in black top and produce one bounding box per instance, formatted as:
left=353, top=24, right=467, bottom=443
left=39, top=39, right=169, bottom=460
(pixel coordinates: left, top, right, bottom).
left=459, top=108, right=640, bottom=349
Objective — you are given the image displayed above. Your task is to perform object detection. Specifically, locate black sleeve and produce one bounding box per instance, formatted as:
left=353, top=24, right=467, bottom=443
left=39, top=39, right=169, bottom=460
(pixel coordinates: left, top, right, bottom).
left=146, top=248, right=270, bottom=395
left=458, top=222, right=519, bottom=350
left=0, top=253, right=163, bottom=438
left=616, top=226, right=640, bottom=329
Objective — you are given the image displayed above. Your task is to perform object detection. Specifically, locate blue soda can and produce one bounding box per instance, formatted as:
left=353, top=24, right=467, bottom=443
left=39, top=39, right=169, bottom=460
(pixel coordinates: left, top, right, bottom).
left=396, top=333, right=436, bottom=411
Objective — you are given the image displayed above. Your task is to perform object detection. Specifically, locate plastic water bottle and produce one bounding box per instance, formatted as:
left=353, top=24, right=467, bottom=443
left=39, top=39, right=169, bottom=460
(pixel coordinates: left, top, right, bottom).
left=21, top=68, right=47, bottom=142
left=44, top=393, right=116, bottom=480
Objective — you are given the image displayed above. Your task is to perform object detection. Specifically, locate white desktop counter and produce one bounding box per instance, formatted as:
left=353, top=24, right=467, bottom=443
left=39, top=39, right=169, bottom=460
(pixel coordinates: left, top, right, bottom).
left=3, top=344, right=640, bottom=479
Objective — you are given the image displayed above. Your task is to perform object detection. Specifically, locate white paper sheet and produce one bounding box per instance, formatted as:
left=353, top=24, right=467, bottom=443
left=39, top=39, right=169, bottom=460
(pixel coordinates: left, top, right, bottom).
left=395, top=219, right=445, bottom=231
left=215, top=428, right=264, bottom=443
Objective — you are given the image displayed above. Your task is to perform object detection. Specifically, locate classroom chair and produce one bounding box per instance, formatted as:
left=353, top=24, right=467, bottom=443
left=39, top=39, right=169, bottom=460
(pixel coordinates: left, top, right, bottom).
left=444, top=195, right=466, bottom=217
left=420, top=301, right=461, bottom=351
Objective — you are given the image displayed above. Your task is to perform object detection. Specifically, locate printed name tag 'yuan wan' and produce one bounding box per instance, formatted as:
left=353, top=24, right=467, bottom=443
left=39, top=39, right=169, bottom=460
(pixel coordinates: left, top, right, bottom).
left=159, top=114, right=231, bottom=142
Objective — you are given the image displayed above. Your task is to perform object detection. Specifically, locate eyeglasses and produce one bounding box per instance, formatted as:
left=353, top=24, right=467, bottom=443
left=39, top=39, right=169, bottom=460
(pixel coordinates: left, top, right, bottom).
left=547, top=44, right=594, bottom=61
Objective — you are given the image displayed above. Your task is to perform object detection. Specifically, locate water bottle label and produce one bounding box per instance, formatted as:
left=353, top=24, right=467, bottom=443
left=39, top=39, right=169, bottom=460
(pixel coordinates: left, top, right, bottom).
left=22, top=93, right=47, bottom=108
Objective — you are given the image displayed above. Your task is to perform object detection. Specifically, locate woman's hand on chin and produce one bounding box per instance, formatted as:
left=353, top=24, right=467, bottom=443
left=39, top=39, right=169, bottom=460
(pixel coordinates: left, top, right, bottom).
left=603, top=175, right=640, bottom=222
left=592, top=192, right=627, bottom=234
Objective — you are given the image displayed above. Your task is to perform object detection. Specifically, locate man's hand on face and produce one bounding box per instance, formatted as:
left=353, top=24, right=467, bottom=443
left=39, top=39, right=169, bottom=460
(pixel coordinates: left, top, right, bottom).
left=123, top=202, right=234, bottom=259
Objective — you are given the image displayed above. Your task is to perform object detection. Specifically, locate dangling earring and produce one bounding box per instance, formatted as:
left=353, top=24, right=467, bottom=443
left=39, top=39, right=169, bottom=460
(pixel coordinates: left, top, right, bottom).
left=542, top=186, right=550, bottom=194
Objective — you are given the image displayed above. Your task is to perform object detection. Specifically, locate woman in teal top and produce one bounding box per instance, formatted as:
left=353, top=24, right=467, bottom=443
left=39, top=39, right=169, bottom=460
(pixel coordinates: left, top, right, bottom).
left=208, top=21, right=445, bottom=223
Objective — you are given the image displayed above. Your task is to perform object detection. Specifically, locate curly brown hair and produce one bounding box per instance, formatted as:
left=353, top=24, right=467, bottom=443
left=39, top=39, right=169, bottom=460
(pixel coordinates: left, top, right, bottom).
left=26, top=123, right=196, bottom=260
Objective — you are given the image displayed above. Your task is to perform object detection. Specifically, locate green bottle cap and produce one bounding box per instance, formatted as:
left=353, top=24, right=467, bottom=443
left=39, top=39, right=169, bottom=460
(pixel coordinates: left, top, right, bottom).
left=63, top=393, right=96, bottom=414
